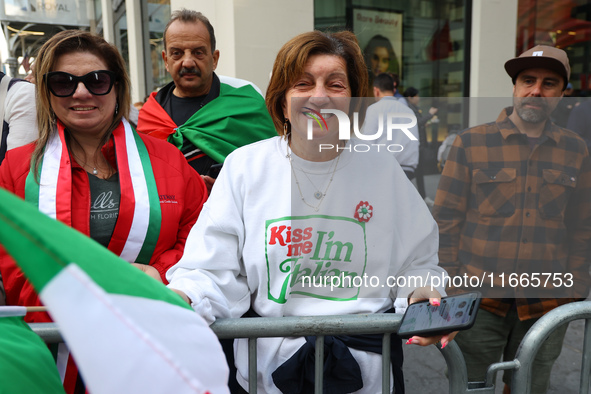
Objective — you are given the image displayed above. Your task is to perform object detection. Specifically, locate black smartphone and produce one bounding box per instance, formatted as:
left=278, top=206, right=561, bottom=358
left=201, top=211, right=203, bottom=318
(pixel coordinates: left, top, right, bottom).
left=207, top=163, right=223, bottom=179
left=398, top=292, right=481, bottom=338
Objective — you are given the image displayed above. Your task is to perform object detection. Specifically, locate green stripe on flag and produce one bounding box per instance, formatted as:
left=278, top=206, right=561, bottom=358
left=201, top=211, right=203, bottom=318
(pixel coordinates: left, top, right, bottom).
left=167, top=127, right=183, bottom=151
left=132, top=129, right=162, bottom=264
left=171, top=82, right=276, bottom=163
left=0, top=188, right=190, bottom=310
left=0, top=314, right=65, bottom=393
left=24, top=157, right=42, bottom=208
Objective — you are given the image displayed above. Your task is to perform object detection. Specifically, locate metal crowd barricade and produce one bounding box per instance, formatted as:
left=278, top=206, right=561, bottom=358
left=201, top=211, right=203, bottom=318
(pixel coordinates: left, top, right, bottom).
left=29, top=301, right=591, bottom=393
left=31, top=313, right=468, bottom=393
left=462, top=301, right=591, bottom=394
left=511, top=301, right=591, bottom=394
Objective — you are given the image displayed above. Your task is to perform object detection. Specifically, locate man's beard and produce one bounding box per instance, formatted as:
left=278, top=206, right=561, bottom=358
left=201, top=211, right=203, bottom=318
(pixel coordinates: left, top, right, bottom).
left=514, top=97, right=550, bottom=124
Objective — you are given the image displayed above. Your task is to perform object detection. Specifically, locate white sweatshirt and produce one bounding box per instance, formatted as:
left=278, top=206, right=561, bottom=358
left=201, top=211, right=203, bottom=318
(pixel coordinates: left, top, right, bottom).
left=168, top=136, right=445, bottom=393
left=5, top=81, right=38, bottom=150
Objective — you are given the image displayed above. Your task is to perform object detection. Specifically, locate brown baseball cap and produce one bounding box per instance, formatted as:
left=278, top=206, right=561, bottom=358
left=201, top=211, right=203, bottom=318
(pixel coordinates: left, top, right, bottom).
left=504, top=45, right=570, bottom=88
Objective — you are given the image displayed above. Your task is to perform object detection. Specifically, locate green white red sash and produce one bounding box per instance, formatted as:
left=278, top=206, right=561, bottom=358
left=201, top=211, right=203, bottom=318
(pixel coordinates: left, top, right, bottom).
left=24, top=118, right=161, bottom=264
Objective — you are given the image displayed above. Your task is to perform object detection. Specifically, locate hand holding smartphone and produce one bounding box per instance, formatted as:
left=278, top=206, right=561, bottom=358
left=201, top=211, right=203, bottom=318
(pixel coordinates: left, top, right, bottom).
left=207, top=163, right=223, bottom=179
left=398, top=292, right=481, bottom=338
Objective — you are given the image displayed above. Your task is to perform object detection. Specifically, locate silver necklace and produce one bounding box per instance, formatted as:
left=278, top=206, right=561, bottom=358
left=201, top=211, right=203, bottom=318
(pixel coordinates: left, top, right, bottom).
left=290, top=160, right=337, bottom=200
left=286, top=144, right=341, bottom=211
left=81, top=161, right=99, bottom=175
left=72, top=152, right=99, bottom=175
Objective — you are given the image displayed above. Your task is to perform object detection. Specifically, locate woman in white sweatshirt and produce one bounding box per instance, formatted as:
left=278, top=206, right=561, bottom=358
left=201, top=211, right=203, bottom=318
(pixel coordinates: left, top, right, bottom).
left=167, top=30, right=452, bottom=394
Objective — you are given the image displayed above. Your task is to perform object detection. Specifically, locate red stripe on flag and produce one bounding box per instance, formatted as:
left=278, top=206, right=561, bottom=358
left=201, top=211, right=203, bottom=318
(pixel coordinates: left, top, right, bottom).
left=62, top=355, right=79, bottom=393
left=106, top=122, right=134, bottom=257
left=136, top=92, right=178, bottom=140
left=56, top=123, right=72, bottom=227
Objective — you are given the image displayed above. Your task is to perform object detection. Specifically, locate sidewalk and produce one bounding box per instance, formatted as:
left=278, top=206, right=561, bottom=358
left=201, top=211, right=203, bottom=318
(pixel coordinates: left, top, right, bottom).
left=403, top=174, right=585, bottom=393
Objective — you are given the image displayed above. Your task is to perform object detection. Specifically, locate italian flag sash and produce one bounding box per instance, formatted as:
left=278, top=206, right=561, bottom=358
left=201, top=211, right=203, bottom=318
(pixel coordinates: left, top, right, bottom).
left=24, top=118, right=161, bottom=264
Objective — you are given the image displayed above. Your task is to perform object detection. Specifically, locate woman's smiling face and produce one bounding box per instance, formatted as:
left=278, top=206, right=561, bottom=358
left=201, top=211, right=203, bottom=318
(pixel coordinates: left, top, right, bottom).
left=283, top=54, right=351, bottom=145
left=49, top=51, right=117, bottom=138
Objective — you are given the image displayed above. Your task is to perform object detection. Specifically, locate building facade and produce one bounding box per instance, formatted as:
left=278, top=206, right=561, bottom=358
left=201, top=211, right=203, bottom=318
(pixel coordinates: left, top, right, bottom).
left=1, top=0, right=589, bottom=133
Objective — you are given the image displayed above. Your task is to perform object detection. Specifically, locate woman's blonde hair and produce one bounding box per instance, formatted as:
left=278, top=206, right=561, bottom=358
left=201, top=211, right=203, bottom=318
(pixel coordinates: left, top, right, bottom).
left=265, top=30, right=370, bottom=135
left=32, top=30, right=131, bottom=178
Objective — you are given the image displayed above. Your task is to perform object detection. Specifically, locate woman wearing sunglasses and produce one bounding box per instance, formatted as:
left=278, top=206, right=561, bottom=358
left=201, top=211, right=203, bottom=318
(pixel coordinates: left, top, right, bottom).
left=0, top=30, right=207, bottom=393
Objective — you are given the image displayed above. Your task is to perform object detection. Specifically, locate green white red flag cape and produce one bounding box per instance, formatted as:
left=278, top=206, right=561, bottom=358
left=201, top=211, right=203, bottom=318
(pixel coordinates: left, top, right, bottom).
left=0, top=306, right=65, bottom=393
left=137, top=76, right=277, bottom=163
left=0, top=188, right=229, bottom=394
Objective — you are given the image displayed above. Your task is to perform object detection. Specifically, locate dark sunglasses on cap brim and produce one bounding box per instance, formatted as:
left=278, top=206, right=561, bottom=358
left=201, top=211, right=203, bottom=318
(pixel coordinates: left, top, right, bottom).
left=44, top=70, right=116, bottom=97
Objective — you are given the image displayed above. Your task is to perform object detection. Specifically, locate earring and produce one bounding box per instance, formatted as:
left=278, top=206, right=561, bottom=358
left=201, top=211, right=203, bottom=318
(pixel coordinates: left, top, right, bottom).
left=115, top=102, right=119, bottom=115
left=283, top=118, right=290, bottom=138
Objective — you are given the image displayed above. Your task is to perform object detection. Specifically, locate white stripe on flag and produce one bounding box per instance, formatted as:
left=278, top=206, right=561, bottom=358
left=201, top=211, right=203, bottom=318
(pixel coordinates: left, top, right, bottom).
left=40, top=264, right=229, bottom=394
left=218, top=75, right=263, bottom=96
left=38, top=132, right=62, bottom=219
left=0, top=306, right=26, bottom=317
left=119, top=119, right=151, bottom=263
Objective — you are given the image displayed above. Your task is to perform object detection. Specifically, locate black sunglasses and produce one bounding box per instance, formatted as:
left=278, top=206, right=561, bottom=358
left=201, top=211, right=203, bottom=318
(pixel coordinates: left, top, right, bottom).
left=44, top=70, right=116, bottom=97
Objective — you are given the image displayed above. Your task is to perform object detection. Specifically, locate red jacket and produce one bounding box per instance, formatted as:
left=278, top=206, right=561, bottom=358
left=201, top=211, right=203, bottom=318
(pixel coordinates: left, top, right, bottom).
left=0, top=130, right=207, bottom=323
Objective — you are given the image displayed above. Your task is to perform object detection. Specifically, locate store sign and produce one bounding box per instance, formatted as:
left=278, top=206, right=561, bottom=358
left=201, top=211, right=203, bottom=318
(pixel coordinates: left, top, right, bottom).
left=1, top=0, right=89, bottom=26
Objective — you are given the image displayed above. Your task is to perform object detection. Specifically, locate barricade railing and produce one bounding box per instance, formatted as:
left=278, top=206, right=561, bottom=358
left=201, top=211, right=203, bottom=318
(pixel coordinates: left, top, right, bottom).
left=511, top=301, right=591, bottom=394
left=463, top=301, right=591, bottom=394
left=31, top=313, right=468, bottom=393
left=30, top=302, right=591, bottom=393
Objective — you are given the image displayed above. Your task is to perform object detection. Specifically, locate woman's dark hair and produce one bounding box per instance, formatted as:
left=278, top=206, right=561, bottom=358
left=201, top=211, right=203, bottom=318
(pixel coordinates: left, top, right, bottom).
left=403, top=87, right=419, bottom=98
left=363, top=34, right=399, bottom=76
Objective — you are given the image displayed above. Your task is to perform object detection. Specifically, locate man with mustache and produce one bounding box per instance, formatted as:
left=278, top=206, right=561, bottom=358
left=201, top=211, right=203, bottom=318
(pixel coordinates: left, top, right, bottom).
left=433, top=46, right=591, bottom=393
left=137, top=9, right=275, bottom=190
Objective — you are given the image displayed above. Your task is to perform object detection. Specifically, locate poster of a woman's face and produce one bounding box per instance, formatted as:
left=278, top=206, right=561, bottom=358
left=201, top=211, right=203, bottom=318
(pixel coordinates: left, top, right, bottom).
left=364, top=34, right=400, bottom=77
left=353, top=8, right=403, bottom=88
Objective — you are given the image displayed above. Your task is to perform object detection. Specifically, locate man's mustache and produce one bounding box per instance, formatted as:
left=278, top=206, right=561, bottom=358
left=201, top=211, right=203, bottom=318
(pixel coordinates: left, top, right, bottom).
left=179, top=67, right=201, bottom=77
left=519, top=97, right=548, bottom=109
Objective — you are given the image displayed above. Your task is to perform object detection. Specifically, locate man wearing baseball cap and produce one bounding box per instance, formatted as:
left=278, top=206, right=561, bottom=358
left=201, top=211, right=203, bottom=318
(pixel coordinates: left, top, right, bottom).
left=433, top=46, right=591, bottom=393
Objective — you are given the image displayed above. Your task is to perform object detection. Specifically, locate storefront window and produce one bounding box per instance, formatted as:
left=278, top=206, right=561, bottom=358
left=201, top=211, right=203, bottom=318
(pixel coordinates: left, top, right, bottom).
left=148, top=0, right=170, bottom=92
left=93, top=0, right=102, bottom=23
left=115, top=12, right=129, bottom=74
left=516, top=0, right=591, bottom=95
left=111, top=0, right=129, bottom=78
left=316, top=0, right=468, bottom=97
left=314, top=0, right=469, bottom=152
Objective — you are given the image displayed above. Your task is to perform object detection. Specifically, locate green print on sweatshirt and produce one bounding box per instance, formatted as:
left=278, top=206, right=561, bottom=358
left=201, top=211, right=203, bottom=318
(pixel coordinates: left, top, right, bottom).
left=265, top=215, right=368, bottom=303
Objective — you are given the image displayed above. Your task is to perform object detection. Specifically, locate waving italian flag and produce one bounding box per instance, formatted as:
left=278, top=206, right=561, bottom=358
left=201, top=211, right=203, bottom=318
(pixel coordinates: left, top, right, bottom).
left=0, top=189, right=229, bottom=394
left=0, top=306, right=65, bottom=393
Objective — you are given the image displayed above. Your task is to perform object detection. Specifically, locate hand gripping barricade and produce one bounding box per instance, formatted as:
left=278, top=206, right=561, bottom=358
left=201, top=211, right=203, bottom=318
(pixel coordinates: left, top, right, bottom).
left=30, top=301, right=591, bottom=394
